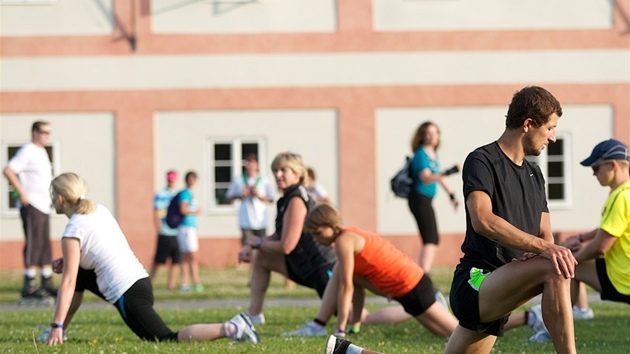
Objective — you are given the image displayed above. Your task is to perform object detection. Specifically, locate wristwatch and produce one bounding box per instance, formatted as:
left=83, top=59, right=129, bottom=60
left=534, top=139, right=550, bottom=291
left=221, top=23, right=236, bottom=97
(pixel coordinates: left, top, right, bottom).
left=50, top=322, right=64, bottom=329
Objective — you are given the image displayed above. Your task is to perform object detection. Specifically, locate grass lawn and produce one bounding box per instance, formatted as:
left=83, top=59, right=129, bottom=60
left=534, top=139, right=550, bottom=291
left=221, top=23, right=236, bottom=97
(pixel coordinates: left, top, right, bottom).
left=1, top=266, right=629, bottom=353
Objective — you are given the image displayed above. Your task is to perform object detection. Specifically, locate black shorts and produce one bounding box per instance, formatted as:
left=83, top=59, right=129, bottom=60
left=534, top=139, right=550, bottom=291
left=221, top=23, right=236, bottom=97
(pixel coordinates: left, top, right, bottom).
left=20, top=205, right=52, bottom=268
left=240, top=229, right=266, bottom=245
left=394, top=275, right=436, bottom=317
left=407, top=191, right=439, bottom=245
left=449, top=264, right=509, bottom=337
left=75, top=268, right=178, bottom=341
left=153, top=235, right=180, bottom=264
left=286, top=263, right=333, bottom=298
left=596, top=258, right=630, bottom=305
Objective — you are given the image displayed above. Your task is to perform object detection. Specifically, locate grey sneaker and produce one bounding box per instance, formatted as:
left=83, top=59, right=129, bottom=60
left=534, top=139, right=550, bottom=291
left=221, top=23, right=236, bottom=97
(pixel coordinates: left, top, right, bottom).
left=435, top=290, right=448, bottom=309
left=36, top=325, right=67, bottom=343
left=282, top=321, right=327, bottom=337
left=229, top=313, right=259, bottom=343
left=527, top=305, right=547, bottom=333
left=325, top=334, right=352, bottom=354
left=572, top=306, right=594, bottom=320
left=529, top=329, right=551, bottom=343
left=248, top=312, right=265, bottom=325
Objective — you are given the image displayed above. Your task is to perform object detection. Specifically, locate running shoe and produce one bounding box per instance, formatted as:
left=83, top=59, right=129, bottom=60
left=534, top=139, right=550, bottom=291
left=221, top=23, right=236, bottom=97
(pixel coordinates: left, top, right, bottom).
left=282, top=321, right=327, bottom=337
left=529, top=329, right=551, bottom=343
left=248, top=312, right=265, bottom=325
left=435, top=290, right=449, bottom=309
left=572, top=306, right=594, bottom=320
left=229, top=313, right=260, bottom=343
left=527, top=304, right=547, bottom=333
left=324, top=334, right=352, bottom=354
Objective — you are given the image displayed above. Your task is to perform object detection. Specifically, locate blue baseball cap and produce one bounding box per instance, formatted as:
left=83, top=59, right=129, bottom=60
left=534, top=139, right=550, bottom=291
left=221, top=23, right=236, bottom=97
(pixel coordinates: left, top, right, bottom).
left=580, top=139, right=629, bottom=167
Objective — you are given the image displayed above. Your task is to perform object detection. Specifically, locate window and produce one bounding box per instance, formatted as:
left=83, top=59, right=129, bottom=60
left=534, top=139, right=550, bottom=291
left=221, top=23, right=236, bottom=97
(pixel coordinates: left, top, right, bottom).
left=525, top=134, right=572, bottom=208
left=2, top=141, right=58, bottom=214
left=207, top=138, right=266, bottom=210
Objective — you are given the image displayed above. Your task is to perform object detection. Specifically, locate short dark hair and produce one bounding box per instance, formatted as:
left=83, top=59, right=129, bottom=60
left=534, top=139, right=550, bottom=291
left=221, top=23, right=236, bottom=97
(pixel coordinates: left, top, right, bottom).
left=32, top=121, right=49, bottom=133
left=505, top=86, right=562, bottom=129
left=185, top=171, right=197, bottom=185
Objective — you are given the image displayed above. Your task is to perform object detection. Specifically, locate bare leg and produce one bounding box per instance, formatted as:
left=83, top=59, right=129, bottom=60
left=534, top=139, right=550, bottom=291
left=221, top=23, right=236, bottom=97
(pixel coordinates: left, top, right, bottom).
left=248, top=250, right=288, bottom=316
left=180, top=252, right=191, bottom=287
left=167, top=262, right=178, bottom=290
left=190, top=251, right=201, bottom=286
left=363, top=305, right=412, bottom=325
left=414, top=302, right=457, bottom=337
left=419, top=243, right=437, bottom=273
left=178, top=323, right=225, bottom=342
left=571, top=281, right=589, bottom=308
left=444, top=325, right=497, bottom=354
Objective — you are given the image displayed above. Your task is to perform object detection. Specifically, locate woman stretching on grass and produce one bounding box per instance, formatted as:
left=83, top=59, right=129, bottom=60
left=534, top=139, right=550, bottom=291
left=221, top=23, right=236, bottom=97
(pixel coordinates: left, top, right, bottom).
left=43, top=172, right=259, bottom=346
left=283, top=203, right=458, bottom=338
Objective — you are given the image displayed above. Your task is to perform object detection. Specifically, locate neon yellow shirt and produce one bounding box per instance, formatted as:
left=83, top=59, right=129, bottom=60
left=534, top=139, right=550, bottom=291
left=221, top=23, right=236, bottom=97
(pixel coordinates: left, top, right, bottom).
left=600, top=180, right=630, bottom=295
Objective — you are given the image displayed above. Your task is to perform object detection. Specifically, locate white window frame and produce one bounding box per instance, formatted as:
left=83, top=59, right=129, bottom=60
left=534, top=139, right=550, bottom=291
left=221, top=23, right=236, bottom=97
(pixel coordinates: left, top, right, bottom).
left=526, top=133, right=572, bottom=209
left=206, top=137, right=267, bottom=213
left=1, top=139, right=60, bottom=216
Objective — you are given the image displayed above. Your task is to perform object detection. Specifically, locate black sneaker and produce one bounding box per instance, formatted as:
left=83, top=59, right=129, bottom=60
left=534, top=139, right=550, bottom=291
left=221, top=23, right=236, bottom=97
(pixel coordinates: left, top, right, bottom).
left=324, top=335, right=352, bottom=354
left=41, top=276, right=58, bottom=297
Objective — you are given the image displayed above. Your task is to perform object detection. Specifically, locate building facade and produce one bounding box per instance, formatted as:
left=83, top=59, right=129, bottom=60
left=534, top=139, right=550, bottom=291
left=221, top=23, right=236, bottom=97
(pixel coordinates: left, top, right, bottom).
left=1, top=0, right=629, bottom=270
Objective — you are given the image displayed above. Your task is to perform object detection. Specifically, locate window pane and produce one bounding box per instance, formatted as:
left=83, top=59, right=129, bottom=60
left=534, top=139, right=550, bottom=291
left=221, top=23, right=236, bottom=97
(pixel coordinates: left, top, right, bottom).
left=547, top=139, right=563, bottom=156
left=242, top=143, right=258, bottom=160
left=215, top=188, right=229, bottom=205
left=548, top=183, right=564, bottom=200
left=214, top=144, right=231, bottom=161
left=548, top=161, right=564, bottom=178
left=215, top=166, right=231, bottom=183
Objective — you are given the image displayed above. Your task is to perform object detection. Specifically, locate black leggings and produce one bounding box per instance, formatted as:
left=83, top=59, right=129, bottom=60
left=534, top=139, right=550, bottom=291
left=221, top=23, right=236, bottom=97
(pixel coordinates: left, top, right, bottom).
left=407, top=190, right=439, bottom=245
left=76, top=268, right=178, bottom=341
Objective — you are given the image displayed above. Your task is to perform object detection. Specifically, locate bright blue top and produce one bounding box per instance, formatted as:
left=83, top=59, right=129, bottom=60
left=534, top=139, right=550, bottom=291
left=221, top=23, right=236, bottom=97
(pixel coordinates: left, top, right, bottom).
left=154, top=187, right=178, bottom=236
left=411, top=147, right=440, bottom=198
left=179, top=188, right=198, bottom=228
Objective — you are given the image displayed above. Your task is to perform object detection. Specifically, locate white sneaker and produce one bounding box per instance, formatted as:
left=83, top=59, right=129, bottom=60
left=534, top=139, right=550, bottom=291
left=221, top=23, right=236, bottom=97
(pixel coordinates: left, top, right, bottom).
left=229, top=313, right=260, bottom=343
left=248, top=312, right=265, bottom=325
left=572, top=306, right=594, bottom=320
left=36, top=325, right=67, bottom=343
left=325, top=334, right=353, bottom=354
left=435, top=290, right=449, bottom=309
left=527, top=305, right=547, bottom=333
left=282, top=321, right=327, bottom=337
left=529, top=329, right=551, bottom=343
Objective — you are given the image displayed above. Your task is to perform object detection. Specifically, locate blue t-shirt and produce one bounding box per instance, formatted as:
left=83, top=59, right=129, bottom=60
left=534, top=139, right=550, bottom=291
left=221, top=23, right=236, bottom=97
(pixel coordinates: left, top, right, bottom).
left=178, top=188, right=198, bottom=228
left=411, top=147, right=440, bottom=198
left=153, top=187, right=178, bottom=236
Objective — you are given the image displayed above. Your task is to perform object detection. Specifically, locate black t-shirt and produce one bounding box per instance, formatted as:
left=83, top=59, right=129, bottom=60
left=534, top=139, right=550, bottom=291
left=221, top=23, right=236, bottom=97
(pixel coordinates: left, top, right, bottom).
left=460, top=141, right=549, bottom=270
left=275, top=184, right=336, bottom=279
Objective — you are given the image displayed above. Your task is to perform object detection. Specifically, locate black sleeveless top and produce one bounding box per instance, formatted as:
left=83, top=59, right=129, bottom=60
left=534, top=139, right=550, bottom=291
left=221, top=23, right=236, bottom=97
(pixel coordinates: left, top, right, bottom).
left=275, top=184, right=336, bottom=278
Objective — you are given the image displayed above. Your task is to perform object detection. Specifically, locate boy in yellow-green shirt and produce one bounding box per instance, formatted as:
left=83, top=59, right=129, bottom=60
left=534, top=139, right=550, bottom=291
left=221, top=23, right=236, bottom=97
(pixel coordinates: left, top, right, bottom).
left=563, top=139, right=630, bottom=305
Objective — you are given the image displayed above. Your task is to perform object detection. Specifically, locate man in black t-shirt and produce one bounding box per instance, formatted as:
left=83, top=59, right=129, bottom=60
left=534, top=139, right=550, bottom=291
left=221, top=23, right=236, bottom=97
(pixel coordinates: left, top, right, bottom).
left=444, top=86, right=578, bottom=354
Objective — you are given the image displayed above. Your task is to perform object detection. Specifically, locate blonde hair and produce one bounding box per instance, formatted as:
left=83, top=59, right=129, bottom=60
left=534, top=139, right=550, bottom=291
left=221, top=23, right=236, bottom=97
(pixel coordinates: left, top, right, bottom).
left=50, top=172, right=96, bottom=215
left=305, top=203, right=344, bottom=235
left=271, top=152, right=308, bottom=185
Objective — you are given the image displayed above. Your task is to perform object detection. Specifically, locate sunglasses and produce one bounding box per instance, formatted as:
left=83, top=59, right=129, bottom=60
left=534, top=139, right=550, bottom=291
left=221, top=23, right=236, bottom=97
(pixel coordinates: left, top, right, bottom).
left=592, top=161, right=611, bottom=173
left=37, top=129, right=51, bottom=135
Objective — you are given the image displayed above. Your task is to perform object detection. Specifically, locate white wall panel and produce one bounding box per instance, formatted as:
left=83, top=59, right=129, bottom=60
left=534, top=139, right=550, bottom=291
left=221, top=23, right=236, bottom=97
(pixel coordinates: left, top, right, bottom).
left=151, top=0, right=336, bottom=33
left=0, top=0, right=114, bottom=36
left=0, top=112, right=116, bottom=241
left=3, top=50, right=629, bottom=91
left=155, top=109, right=337, bottom=238
left=374, top=0, right=613, bottom=31
left=376, top=105, right=612, bottom=235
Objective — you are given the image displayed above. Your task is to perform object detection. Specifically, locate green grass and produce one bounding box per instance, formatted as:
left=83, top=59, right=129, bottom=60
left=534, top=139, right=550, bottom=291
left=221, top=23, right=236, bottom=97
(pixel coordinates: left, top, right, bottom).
left=1, top=266, right=629, bottom=353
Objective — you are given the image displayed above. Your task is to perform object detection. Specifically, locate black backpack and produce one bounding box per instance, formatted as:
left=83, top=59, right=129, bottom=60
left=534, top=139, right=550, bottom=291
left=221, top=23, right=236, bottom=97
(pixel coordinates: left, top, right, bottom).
left=165, top=191, right=184, bottom=228
left=390, top=156, right=413, bottom=198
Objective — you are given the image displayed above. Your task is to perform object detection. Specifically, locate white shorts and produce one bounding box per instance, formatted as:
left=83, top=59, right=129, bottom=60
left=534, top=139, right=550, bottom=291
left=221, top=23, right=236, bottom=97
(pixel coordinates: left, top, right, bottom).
left=177, top=226, right=199, bottom=253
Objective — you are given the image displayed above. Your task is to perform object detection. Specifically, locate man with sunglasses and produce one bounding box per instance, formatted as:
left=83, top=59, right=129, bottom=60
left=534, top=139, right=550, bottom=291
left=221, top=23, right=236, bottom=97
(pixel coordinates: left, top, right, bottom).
left=560, top=139, right=630, bottom=319
left=3, top=121, right=56, bottom=304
